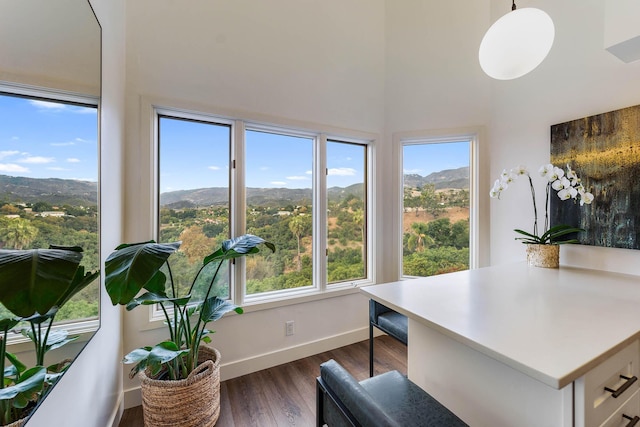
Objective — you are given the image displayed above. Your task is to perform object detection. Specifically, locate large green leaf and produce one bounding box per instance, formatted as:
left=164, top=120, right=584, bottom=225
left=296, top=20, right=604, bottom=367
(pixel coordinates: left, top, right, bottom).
left=54, top=266, right=100, bottom=309
left=203, top=234, right=275, bottom=265
left=147, top=342, right=189, bottom=377
left=199, top=296, right=243, bottom=324
left=125, top=292, right=190, bottom=311
left=0, top=366, right=45, bottom=401
left=0, top=247, right=84, bottom=317
left=105, top=241, right=180, bottom=305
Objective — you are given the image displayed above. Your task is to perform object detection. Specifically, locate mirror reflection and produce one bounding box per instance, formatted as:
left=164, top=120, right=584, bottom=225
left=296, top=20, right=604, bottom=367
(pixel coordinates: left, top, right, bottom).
left=0, top=0, right=100, bottom=424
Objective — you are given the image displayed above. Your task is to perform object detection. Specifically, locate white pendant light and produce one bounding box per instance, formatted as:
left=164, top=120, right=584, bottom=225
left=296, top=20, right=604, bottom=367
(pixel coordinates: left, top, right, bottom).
left=479, top=1, right=555, bottom=80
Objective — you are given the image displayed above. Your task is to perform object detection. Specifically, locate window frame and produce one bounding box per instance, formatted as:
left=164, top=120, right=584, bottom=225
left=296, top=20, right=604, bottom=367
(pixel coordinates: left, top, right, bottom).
left=150, top=104, right=376, bottom=318
left=0, top=81, right=101, bottom=344
left=395, top=129, right=481, bottom=280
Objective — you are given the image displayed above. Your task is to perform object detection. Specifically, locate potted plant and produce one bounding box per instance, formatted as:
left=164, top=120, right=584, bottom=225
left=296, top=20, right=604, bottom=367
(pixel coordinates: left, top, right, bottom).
left=104, top=234, right=274, bottom=427
left=0, top=246, right=99, bottom=426
left=490, top=163, right=594, bottom=267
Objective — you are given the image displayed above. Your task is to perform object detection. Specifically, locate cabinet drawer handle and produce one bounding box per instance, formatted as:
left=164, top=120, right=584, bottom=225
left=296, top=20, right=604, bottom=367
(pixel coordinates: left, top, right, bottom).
left=623, top=414, right=640, bottom=427
left=604, top=375, right=637, bottom=398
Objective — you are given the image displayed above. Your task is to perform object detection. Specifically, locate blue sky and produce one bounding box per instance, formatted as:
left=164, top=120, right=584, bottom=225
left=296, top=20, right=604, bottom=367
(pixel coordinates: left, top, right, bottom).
left=403, top=142, right=469, bottom=177
left=0, top=95, right=469, bottom=192
left=0, top=94, right=98, bottom=181
left=160, top=117, right=470, bottom=193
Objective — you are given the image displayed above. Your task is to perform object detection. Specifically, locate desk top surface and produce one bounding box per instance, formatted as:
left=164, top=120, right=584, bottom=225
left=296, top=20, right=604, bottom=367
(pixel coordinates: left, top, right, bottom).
left=361, top=263, right=640, bottom=389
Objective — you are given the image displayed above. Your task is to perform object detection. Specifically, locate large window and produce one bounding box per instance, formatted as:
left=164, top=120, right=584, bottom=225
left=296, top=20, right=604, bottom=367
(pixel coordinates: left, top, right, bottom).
left=401, top=139, right=471, bottom=277
left=0, top=87, right=99, bottom=322
left=156, top=109, right=372, bottom=305
left=157, top=115, right=231, bottom=300
left=327, top=140, right=367, bottom=284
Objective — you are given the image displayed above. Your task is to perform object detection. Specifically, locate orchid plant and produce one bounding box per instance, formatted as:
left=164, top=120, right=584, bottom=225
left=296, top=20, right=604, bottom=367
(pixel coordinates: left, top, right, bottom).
left=490, top=163, right=594, bottom=245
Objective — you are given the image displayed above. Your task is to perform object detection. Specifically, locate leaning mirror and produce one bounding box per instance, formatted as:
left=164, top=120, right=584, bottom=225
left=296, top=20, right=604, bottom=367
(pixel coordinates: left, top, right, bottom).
left=0, top=0, right=100, bottom=424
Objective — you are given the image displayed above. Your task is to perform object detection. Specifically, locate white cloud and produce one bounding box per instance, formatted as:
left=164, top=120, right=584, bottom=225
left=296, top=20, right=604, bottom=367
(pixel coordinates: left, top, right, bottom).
left=271, top=181, right=287, bottom=186
left=208, top=166, right=221, bottom=170
left=30, top=100, right=66, bottom=110
left=0, top=163, right=29, bottom=173
left=305, top=170, right=312, bottom=175
left=260, top=166, right=269, bottom=171
left=0, top=151, right=19, bottom=160
left=74, top=107, right=96, bottom=114
left=327, top=167, right=356, bottom=176
left=67, top=158, right=80, bottom=163
left=51, top=141, right=76, bottom=147
left=403, top=168, right=423, bottom=174
left=286, top=176, right=310, bottom=181
left=19, top=156, right=55, bottom=164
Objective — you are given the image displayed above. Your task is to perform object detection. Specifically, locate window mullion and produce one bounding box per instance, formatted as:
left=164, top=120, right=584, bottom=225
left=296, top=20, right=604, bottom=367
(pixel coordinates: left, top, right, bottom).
left=315, top=134, right=328, bottom=290
left=232, top=120, right=246, bottom=305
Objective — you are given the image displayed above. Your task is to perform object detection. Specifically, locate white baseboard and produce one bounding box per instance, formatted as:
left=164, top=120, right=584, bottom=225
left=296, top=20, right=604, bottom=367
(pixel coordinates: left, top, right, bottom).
left=108, top=391, right=124, bottom=427
left=122, top=327, right=369, bottom=409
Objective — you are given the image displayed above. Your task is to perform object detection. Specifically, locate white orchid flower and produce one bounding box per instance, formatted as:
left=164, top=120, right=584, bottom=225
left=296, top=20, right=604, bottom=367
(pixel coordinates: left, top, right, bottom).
left=557, top=188, right=572, bottom=200
left=490, top=179, right=506, bottom=198
left=512, top=165, right=528, bottom=176
left=538, top=164, right=554, bottom=178
left=580, top=191, right=594, bottom=205
left=491, top=163, right=594, bottom=242
left=548, top=166, right=565, bottom=182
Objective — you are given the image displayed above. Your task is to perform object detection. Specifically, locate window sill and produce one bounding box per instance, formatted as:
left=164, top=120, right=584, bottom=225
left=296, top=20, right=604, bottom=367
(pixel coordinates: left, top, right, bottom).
left=139, top=284, right=366, bottom=332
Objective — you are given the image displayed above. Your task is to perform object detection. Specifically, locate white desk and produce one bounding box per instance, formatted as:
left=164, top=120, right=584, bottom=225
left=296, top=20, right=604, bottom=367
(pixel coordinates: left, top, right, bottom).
left=361, top=263, right=640, bottom=427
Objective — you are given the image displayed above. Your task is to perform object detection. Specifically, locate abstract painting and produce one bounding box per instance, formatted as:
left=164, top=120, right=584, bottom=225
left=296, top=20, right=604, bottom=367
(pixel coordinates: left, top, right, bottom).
left=550, top=104, right=640, bottom=249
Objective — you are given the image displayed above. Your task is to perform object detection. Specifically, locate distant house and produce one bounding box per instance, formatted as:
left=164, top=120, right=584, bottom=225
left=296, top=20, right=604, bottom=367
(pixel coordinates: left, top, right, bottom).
left=38, top=211, right=66, bottom=218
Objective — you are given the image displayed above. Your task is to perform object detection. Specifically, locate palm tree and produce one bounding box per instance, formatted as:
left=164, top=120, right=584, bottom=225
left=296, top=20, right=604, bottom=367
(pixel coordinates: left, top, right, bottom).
left=352, top=208, right=365, bottom=262
left=410, top=222, right=433, bottom=252
left=288, top=216, right=305, bottom=271
left=0, top=217, right=39, bottom=250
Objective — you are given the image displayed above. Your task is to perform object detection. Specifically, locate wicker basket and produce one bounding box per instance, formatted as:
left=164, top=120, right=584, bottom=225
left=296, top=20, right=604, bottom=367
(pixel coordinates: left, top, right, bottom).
left=525, top=244, right=559, bottom=268
left=139, top=346, right=221, bottom=427
left=5, top=417, right=27, bottom=427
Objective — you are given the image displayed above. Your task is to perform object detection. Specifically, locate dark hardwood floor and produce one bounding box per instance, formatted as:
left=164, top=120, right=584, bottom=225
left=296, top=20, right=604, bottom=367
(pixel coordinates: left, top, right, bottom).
left=118, top=336, right=406, bottom=427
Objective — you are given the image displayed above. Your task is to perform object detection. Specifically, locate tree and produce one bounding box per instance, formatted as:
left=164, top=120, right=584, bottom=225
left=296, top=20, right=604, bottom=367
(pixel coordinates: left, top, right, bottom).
left=31, top=201, right=53, bottom=213
left=0, top=217, right=39, bottom=249
left=410, top=222, right=433, bottom=252
left=0, top=204, right=19, bottom=215
left=179, top=225, right=215, bottom=263
left=288, top=216, right=306, bottom=272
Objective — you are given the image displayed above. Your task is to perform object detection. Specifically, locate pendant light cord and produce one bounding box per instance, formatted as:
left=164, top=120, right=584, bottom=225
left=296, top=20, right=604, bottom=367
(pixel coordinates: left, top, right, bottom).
left=512, top=1, right=517, bottom=11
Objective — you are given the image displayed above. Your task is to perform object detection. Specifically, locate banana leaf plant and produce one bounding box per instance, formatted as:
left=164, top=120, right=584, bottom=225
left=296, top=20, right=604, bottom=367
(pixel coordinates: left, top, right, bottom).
left=0, top=317, right=45, bottom=425
left=0, top=246, right=99, bottom=425
left=0, top=246, right=100, bottom=365
left=105, top=234, right=275, bottom=380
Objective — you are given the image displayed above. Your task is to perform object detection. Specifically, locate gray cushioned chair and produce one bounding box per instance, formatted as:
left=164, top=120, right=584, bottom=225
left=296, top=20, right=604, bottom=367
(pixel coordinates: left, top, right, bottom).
left=369, top=299, right=407, bottom=377
left=316, top=359, right=468, bottom=427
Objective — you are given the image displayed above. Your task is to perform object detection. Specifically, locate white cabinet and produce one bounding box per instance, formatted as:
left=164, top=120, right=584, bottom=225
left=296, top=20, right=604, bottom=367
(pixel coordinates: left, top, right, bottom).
left=576, top=340, right=640, bottom=427
left=361, top=264, right=640, bottom=427
left=598, top=389, right=639, bottom=427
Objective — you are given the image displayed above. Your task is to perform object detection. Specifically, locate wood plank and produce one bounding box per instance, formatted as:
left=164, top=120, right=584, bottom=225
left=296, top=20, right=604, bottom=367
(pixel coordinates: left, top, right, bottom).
left=118, top=336, right=406, bottom=427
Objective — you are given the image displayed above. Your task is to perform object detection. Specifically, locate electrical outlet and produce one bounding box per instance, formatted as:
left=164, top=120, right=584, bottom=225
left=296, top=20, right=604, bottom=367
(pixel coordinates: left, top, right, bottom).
left=285, top=320, right=294, bottom=336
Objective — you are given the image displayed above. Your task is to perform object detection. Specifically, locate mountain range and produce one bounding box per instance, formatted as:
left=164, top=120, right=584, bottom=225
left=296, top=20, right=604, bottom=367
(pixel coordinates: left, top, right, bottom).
left=0, top=166, right=468, bottom=208
left=0, top=174, right=97, bottom=206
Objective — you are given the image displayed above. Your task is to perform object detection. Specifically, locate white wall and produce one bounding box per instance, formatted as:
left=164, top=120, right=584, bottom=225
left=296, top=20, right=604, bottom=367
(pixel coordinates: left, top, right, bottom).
left=122, top=0, right=386, bottom=407
left=487, top=0, right=640, bottom=273
left=383, top=0, right=493, bottom=274
left=22, top=0, right=639, bottom=421
left=28, top=0, right=127, bottom=426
